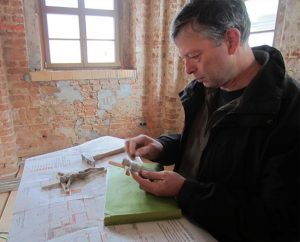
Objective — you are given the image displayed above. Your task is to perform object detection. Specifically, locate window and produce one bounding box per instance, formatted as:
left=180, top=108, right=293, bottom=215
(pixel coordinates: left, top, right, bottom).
left=245, top=0, right=279, bottom=47
left=40, top=0, right=119, bottom=68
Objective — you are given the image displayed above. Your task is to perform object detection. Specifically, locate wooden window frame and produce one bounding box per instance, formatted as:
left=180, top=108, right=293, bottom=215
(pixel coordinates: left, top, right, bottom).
left=40, top=0, right=120, bottom=69
left=245, top=0, right=279, bottom=47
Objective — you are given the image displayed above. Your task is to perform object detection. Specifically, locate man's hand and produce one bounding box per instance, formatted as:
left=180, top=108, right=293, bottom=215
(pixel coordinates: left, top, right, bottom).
left=125, top=134, right=163, bottom=160
left=131, top=170, right=185, bottom=197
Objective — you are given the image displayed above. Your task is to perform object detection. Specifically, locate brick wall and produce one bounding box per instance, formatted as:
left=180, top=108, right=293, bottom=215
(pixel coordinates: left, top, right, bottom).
left=0, top=0, right=146, bottom=163
left=0, top=0, right=24, bottom=175
left=274, top=0, right=300, bottom=80
left=0, top=36, right=18, bottom=176
left=133, top=0, right=187, bottom=137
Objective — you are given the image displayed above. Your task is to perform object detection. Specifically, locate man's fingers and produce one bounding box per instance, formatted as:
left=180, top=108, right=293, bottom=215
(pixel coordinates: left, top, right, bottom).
left=125, top=135, right=149, bottom=159
left=140, top=170, right=165, bottom=180
left=125, top=138, right=139, bottom=159
left=131, top=171, right=151, bottom=187
left=131, top=170, right=185, bottom=197
left=124, top=139, right=131, bottom=155
left=131, top=171, right=160, bottom=194
left=134, top=146, right=150, bottom=157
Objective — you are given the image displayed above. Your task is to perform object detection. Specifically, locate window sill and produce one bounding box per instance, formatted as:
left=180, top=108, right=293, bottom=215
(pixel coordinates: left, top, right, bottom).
left=29, top=69, right=137, bottom=82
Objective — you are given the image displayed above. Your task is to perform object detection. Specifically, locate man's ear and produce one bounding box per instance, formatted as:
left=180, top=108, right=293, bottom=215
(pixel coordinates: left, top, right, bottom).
left=224, top=28, right=241, bottom=55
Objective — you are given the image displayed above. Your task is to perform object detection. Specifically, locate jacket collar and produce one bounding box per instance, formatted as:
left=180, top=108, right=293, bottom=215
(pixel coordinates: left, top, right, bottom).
left=235, top=46, right=285, bottom=116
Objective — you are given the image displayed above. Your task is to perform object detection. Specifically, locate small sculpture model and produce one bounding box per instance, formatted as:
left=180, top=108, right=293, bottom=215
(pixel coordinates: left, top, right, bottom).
left=108, top=158, right=144, bottom=176
left=42, top=167, right=106, bottom=193
left=121, top=158, right=143, bottom=176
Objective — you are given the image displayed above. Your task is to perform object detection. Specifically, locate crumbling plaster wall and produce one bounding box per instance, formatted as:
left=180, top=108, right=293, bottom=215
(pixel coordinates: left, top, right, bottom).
left=0, top=0, right=145, bottom=160
left=0, top=35, right=18, bottom=175
left=274, top=0, right=300, bottom=79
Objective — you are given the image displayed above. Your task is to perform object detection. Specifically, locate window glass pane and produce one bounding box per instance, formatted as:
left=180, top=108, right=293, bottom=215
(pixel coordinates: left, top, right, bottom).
left=45, top=0, right=78, bottom=8
left=86, top=16, right=114, bottom=39
left=249, top=32, right=274, bottom=47
left=47, top=14, right=79, bottom=39
left=87, top=40, right=115, bottom=63
left=49, top=40, right=81, bottom=63
left=84, top=0, right=114, bottom=10
left=245, top=0, right=279, bottom=32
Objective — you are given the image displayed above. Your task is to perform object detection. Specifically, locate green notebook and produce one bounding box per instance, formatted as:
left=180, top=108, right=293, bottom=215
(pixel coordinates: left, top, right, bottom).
left=104, top=163, right=181, bottom=226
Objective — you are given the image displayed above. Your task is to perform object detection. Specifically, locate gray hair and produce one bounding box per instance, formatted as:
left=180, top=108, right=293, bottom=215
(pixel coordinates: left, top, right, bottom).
left=170, top=0, right=251, bottom=45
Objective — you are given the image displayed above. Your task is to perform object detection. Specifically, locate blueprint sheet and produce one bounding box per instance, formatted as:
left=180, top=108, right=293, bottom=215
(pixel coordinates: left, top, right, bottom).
left=8, top=136, right=217, bottom=242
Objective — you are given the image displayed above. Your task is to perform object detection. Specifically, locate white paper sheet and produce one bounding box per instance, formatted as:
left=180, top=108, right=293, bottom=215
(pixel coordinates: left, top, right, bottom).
left=8, top=136, right=217, bottom=242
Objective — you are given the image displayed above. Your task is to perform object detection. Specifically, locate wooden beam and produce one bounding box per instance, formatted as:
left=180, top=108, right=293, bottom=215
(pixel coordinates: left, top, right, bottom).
left=0, top=191, right=16, bottom=233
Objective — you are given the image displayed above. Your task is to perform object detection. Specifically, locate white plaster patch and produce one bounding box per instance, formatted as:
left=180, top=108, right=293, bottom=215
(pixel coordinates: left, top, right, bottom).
left=77, top=130, right=99, bottom=139
left=117, top=84, right=132, bottom=98
left=58, top=127, right=76, bottom=141
left=97, top=109, right=106, bottom=118
left=103, top=119, right=111, bottom=126
left=75, top=119, right=82, bottom=129
left=55, top=81, right=83, bottom=102
left=74, top=119, right=99, bottom=138
left=97, top=90, right=116, bottom=111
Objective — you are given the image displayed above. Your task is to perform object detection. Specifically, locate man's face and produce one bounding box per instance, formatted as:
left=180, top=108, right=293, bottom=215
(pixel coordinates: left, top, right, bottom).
left=174, top=25, right=234, bottom=88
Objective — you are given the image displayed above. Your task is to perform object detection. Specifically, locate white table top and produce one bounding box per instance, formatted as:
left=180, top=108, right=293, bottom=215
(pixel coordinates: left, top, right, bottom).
left=8, top=136, right=216, bottom=242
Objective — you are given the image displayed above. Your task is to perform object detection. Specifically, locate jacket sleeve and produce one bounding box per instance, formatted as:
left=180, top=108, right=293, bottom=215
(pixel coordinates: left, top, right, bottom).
left=176, top=142, right=300, bottom=242
left=153, top=134, right=182, bottom=166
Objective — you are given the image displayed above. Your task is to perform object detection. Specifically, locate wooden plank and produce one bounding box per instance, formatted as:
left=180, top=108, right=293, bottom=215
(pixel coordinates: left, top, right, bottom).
left=0, top=191, right=17, bottom=233
left=0, top=192, right=10, bottom=218
left=0, top=232, right=8, bottom=242
left=0, top=178, right=21, bottom=193
left=16, top=164, right=24, bottom=179
left=30, top=70, right=137, bottom=82
left=0, top=164, right=22, bottom=240
left=0, top=193, right=10, bottom=242
left=0, top=192, right=11, bottom=242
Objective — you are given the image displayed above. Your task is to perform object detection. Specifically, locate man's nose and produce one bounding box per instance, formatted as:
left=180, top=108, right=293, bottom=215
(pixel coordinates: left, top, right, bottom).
left=185, top=59, right=196, bottom=75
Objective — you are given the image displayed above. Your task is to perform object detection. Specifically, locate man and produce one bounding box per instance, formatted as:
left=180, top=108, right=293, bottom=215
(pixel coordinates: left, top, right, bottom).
left=125, top=0, right=300, bottom=241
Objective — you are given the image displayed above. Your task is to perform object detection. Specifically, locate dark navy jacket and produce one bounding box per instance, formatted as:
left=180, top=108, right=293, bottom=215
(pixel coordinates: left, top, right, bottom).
left=156, top=46, right=300, bottom=242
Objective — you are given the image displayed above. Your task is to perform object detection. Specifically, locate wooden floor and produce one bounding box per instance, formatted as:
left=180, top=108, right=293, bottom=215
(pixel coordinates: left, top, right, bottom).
left=0, top=191, right=16, bottom=241
left=0, top=166, right=22, bottom=242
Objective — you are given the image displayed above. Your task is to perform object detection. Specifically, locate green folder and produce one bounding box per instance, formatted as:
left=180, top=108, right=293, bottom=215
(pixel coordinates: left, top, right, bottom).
left=104, top=163, right=182, bottom=226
